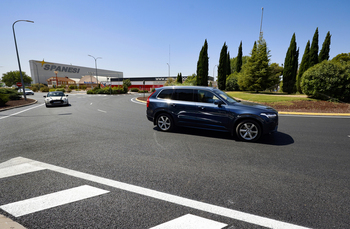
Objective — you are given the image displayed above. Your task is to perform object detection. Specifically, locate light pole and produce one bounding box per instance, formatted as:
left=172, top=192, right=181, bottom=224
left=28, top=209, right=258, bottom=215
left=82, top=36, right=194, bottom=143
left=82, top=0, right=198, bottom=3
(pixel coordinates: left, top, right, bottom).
left=13, top=20, right=34, bottom=100
left=54, top=71, right=58, bottom=88
left=166, top=63, right=170, bottom=78
left=88, top=55, right=102, bottom=88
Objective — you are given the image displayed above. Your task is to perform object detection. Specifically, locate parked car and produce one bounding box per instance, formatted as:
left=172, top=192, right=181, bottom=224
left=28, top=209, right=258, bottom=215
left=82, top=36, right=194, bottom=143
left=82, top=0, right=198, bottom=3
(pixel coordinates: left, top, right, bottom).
left=18, top=88, right=34, bottom=95
left=146, top=86, right=278, bottom=142
left=43, top=91, right=69, bottom=107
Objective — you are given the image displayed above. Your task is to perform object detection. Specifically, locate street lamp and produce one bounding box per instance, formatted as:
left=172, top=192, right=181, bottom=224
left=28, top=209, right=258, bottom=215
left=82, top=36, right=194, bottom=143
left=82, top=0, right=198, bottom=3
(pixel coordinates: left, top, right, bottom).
left=166, top=63, right=170, bottom=78
left=54, top=71, right=58, bottom=88
left=13, top=20, right=34, bottom=100
left=88, top=55, right=102, bottom=88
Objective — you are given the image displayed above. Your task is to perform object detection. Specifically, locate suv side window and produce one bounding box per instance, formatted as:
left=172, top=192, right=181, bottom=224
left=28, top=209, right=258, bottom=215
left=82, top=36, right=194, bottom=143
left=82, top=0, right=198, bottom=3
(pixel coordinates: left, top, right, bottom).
left=197, top=90, right=220, bottom=103
left=157, top=89, right=173, bottom=99
left=173, top=89, right=194, bottom=102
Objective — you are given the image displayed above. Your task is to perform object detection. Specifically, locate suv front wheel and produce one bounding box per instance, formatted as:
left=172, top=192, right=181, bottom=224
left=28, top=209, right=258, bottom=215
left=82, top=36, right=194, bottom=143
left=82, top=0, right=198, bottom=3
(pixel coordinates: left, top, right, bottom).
left=236, top=119, right=261, bottom=142
left=156, top=113, right=173, bottom=132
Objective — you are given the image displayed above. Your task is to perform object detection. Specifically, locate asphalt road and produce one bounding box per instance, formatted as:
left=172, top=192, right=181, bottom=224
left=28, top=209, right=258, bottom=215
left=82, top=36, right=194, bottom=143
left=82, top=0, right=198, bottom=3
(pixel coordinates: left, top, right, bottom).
left=0, top=92, right=349, bottom=229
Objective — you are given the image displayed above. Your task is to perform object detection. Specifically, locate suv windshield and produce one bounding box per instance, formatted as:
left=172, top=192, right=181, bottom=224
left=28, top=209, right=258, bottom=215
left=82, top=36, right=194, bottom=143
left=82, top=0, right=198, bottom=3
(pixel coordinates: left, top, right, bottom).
left=214, top=89, right=237, bottom=103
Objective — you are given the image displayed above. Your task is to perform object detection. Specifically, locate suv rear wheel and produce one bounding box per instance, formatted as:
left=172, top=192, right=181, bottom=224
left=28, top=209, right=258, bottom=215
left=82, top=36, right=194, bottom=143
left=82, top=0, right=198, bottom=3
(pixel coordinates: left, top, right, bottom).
left=236, top=119, right=261, bottom=142
left=156, top=113, right=173, bottom=132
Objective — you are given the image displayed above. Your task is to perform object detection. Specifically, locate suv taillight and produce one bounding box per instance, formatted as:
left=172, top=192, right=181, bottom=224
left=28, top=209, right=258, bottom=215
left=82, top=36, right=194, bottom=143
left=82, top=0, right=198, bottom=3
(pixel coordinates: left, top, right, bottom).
left=147, top=91, right=156, bottom=107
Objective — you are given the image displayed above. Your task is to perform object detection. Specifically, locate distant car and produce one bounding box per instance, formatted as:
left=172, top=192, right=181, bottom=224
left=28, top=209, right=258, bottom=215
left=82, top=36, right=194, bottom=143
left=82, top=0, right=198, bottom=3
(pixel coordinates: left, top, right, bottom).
left=18, top=88, right=34, bottom=95
left=43, top=91, right=69, bottom=107
left=146, top=86, right=278, bottom=142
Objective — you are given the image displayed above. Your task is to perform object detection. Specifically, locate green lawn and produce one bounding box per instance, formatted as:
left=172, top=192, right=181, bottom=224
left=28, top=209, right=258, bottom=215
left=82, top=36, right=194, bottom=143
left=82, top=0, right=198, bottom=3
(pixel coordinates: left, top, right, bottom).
left=226, top=91, right=314, bottom=103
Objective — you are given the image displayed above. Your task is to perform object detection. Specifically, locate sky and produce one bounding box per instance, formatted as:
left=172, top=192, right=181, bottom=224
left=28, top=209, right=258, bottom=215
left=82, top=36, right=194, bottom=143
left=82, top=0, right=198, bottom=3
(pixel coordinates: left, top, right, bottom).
left=1, top=0, right=350, bottom=80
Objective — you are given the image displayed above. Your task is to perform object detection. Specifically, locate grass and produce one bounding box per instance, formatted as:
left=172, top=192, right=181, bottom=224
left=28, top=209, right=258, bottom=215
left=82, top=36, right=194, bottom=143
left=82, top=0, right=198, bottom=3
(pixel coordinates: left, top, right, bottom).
left=226, top=91, right=315, bottom=103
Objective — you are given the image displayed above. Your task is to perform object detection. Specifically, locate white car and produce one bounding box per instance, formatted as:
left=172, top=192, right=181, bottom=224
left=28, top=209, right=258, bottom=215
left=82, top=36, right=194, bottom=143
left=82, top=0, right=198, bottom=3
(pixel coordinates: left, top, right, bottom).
left=43, top=91, right=69, bottom=107
left=18, top=88, right=34, bottom=95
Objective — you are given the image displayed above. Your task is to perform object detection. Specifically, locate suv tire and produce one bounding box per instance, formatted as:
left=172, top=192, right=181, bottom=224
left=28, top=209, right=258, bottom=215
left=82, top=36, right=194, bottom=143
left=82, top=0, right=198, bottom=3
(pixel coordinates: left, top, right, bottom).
left=236, top=119, right=261, bottom=142
left=156, top=113, right=173, bottom=132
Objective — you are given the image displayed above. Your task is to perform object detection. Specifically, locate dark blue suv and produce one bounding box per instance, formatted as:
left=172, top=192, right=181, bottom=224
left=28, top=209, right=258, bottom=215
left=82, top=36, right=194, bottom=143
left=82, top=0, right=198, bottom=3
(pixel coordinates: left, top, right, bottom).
left=146, top=86, right=278, bottom=142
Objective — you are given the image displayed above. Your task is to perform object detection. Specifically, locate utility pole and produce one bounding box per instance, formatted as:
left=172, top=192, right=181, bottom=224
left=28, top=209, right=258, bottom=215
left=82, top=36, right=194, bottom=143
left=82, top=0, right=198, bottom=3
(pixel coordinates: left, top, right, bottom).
left=259, top=7, right=264, bottom=39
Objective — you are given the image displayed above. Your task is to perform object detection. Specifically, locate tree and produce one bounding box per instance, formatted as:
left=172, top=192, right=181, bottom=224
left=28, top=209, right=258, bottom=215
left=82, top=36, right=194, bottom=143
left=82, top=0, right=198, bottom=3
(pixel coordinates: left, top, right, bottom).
left=282, top=33, right=299, bottom=94
left=227, top=52, right=231, bottom=77
left=268, top=63, right=283, bottom=91
left=301, top=61, right=350, bottom=102
left=176, top=72, right=183, bottom=84
left=331, top=53, right=350, bottom=63
left=1, top=71, right=32, bottom=87
left=296, top=40, right=310, bottom=93
left=319, top=31, right=331, bottom=62
left=236, top=41, right=243, bottom=73
left=183, top=74, right=197, bottom=85
left=309, top=27, right=319, bottom=67
left=196, top=39, right=209, bottom=86
left=218, top=42, right=228, bottom=90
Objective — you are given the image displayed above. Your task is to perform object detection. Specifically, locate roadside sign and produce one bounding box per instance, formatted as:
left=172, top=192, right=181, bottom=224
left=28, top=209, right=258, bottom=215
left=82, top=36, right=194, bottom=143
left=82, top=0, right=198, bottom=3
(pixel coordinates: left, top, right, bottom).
left=16, top=82, right=22, bottom=87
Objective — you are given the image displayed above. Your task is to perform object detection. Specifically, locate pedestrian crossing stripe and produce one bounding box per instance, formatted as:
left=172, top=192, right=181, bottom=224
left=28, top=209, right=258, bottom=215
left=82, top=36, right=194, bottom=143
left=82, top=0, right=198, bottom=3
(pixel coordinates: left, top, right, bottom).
left=0, top=185, right=109, bottom=217
left=150, top=214, right=227, bottom=229
left=0, top=163, right=45, bottom=179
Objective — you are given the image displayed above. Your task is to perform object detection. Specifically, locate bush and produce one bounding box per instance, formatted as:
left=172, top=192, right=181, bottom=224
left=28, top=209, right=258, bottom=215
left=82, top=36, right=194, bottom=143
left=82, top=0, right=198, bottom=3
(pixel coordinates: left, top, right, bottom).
left=56, top=88, right=66, bottom=93
left=0, top=94, right=10, bottom=106
left=0, top=88, right=21, bottom=100
left=139, top=90, right=148, bottom=93
left=301, top=61, right=350, bottom=102
left=41, top=86, right=49, bottom=92
left=130, top=88, right=139, bottom=92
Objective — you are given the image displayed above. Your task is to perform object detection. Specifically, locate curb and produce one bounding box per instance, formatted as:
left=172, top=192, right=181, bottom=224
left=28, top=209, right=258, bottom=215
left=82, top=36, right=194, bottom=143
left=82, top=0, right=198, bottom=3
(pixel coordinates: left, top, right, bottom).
left=0, top=214, right=26, bottom=229
left=0, top=100, right=38, bottom=112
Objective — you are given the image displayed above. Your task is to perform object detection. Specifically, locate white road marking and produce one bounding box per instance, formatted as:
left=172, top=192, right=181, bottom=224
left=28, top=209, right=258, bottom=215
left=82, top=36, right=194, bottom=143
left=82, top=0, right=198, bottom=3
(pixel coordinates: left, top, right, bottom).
left=98, top=109, right=107, bottom=113
left=0, top=104, right=44, bottom=120
left=0, top=157, right=310, bottom=229
left=0, top=163, right=45, bottom=179
left=150, top=214, right=227, bottom=229
left=131, top=98, right=146, bottom=105
left=0, top=185, right=109, bottom=217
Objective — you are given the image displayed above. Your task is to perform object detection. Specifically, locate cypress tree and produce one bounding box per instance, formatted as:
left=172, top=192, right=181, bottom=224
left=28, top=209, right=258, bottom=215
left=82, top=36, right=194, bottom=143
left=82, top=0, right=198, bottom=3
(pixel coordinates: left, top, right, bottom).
left=218, top=42, right=228, bottom=90
left=283, top=33, right=299, bottom=94
left=309, top=27, right=319, bottom=67
left=176, top=72, right=182, bottom=84
left=196, top=39, right=209, bottom=86
left=236, top=41, right=243, bottom=73
left=296, top=40, right=310, bottom=93
left=319, top=31, right=331, bottom=62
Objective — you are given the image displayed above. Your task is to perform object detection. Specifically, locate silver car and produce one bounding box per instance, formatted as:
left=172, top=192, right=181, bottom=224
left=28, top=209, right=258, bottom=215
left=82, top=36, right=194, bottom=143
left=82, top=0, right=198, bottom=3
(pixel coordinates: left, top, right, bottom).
left=18, top=88, right=34, bottom=95
left=43, top=91, right=69, bottom=107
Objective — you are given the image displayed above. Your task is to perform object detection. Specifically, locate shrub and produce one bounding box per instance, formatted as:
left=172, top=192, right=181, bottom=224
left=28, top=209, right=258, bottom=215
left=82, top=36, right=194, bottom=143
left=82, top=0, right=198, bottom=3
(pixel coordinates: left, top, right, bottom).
left=0, top=88, right=21, bottom=100
left=56, top=88, right=66, bottom=93
left=151, top=88, right=156, bottom=92
left=139, top=90, right=148, bottom=93
left=69, top=85, right=76, bottom=89
left=301, top=61, right=350, bottom=102
left=130, top=88, right=139, bottom=92
left=41, top=86, right=49, bottom=92
left=0, top=94, right=10, bottom=106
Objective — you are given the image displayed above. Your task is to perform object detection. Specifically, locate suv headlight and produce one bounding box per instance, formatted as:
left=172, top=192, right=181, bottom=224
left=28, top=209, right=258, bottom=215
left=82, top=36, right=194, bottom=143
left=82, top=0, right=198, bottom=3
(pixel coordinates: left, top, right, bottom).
left=260, top=112, right=277, bottom=118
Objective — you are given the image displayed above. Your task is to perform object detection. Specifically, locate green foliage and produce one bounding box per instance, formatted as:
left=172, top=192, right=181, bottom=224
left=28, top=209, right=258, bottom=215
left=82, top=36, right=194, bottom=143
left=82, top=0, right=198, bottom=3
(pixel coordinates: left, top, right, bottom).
left=56, top=88, right=66, bottom=93
left=1, top=71, right=32, bottom=87
left=331, top=53, right=350, bottom=63
left=0, top=94, right=10, bottom=106
left=0, top=88, right=21, bottom=100
left=309, top=27, right=319, bottom=67
left=297, top=40, right=311, bottom=93
left=31, top=83, right=46, bottom=92
left=176, top=72, right=183, bottom=84
left=123, top=79, right=131, bottom=88
left=238, top=38, right=271, bottom=92
left=301, top=61, right=350, bottom=102
left=87, top=85, right=126, bottom=94
left=282, top=33, right=299, bottom=94
left=268, top=63, right=283, bottom=91
left=41, top=86, right=49, bottom=92
left=319, top=31, right=331, bottom=62
left=236, top=41, right=243, bottom=73
left=226, top=72, right=240, bottom=91
left=183, top=74, right=197, bottom=85
left=131, top=88, right=139, bottom=92
left=218, top=42, right=228, bottom=90
left=196, top=39, right=209, bottom=86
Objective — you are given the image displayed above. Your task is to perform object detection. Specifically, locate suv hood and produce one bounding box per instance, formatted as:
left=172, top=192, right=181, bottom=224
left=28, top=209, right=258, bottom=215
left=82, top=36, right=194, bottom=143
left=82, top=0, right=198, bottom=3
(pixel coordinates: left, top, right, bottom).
left=233, top=101, right=277, bottom=113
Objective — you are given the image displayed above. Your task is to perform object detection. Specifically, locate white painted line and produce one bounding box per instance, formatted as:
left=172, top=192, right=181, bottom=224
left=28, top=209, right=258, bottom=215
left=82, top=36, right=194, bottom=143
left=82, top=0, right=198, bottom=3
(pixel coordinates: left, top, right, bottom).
left=0, top=157, right=310, bottom=229
left=0, top=185, right=109, bottom=217
left=131, top=98, right=146, bottom=105
left=98, top=109, right=107, bottom=113
left=0, top=163, right=45, bottom=179
left=150, top=214, right=227, bottom=229
left=0, top=104, right=44, bottom=120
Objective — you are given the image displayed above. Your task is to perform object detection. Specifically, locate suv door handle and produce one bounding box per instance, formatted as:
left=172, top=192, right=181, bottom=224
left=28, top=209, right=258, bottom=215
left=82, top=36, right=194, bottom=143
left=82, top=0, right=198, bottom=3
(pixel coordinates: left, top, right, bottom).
left=198, top=106, right=205, bottom=110
left=171, top=104, right=176, bottom=107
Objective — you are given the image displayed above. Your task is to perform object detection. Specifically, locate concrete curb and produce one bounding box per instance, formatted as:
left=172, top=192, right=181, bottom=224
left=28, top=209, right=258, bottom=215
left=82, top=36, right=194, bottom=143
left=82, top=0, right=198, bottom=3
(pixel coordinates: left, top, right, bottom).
left=0, top=100, right=38, bottom=112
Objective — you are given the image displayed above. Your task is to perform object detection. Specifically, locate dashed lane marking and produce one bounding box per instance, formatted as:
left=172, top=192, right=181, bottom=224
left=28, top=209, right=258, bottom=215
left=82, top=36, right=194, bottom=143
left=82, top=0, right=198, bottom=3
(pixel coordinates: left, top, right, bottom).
left=150, top=214, right=227, bottom=229
left=0, top=185, right=109, bottom=217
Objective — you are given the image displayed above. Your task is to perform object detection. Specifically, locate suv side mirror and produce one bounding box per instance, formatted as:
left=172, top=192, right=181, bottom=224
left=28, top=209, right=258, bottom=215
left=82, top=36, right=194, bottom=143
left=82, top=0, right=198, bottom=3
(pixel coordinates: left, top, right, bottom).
left=214, top=100, right=224, bottom=107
